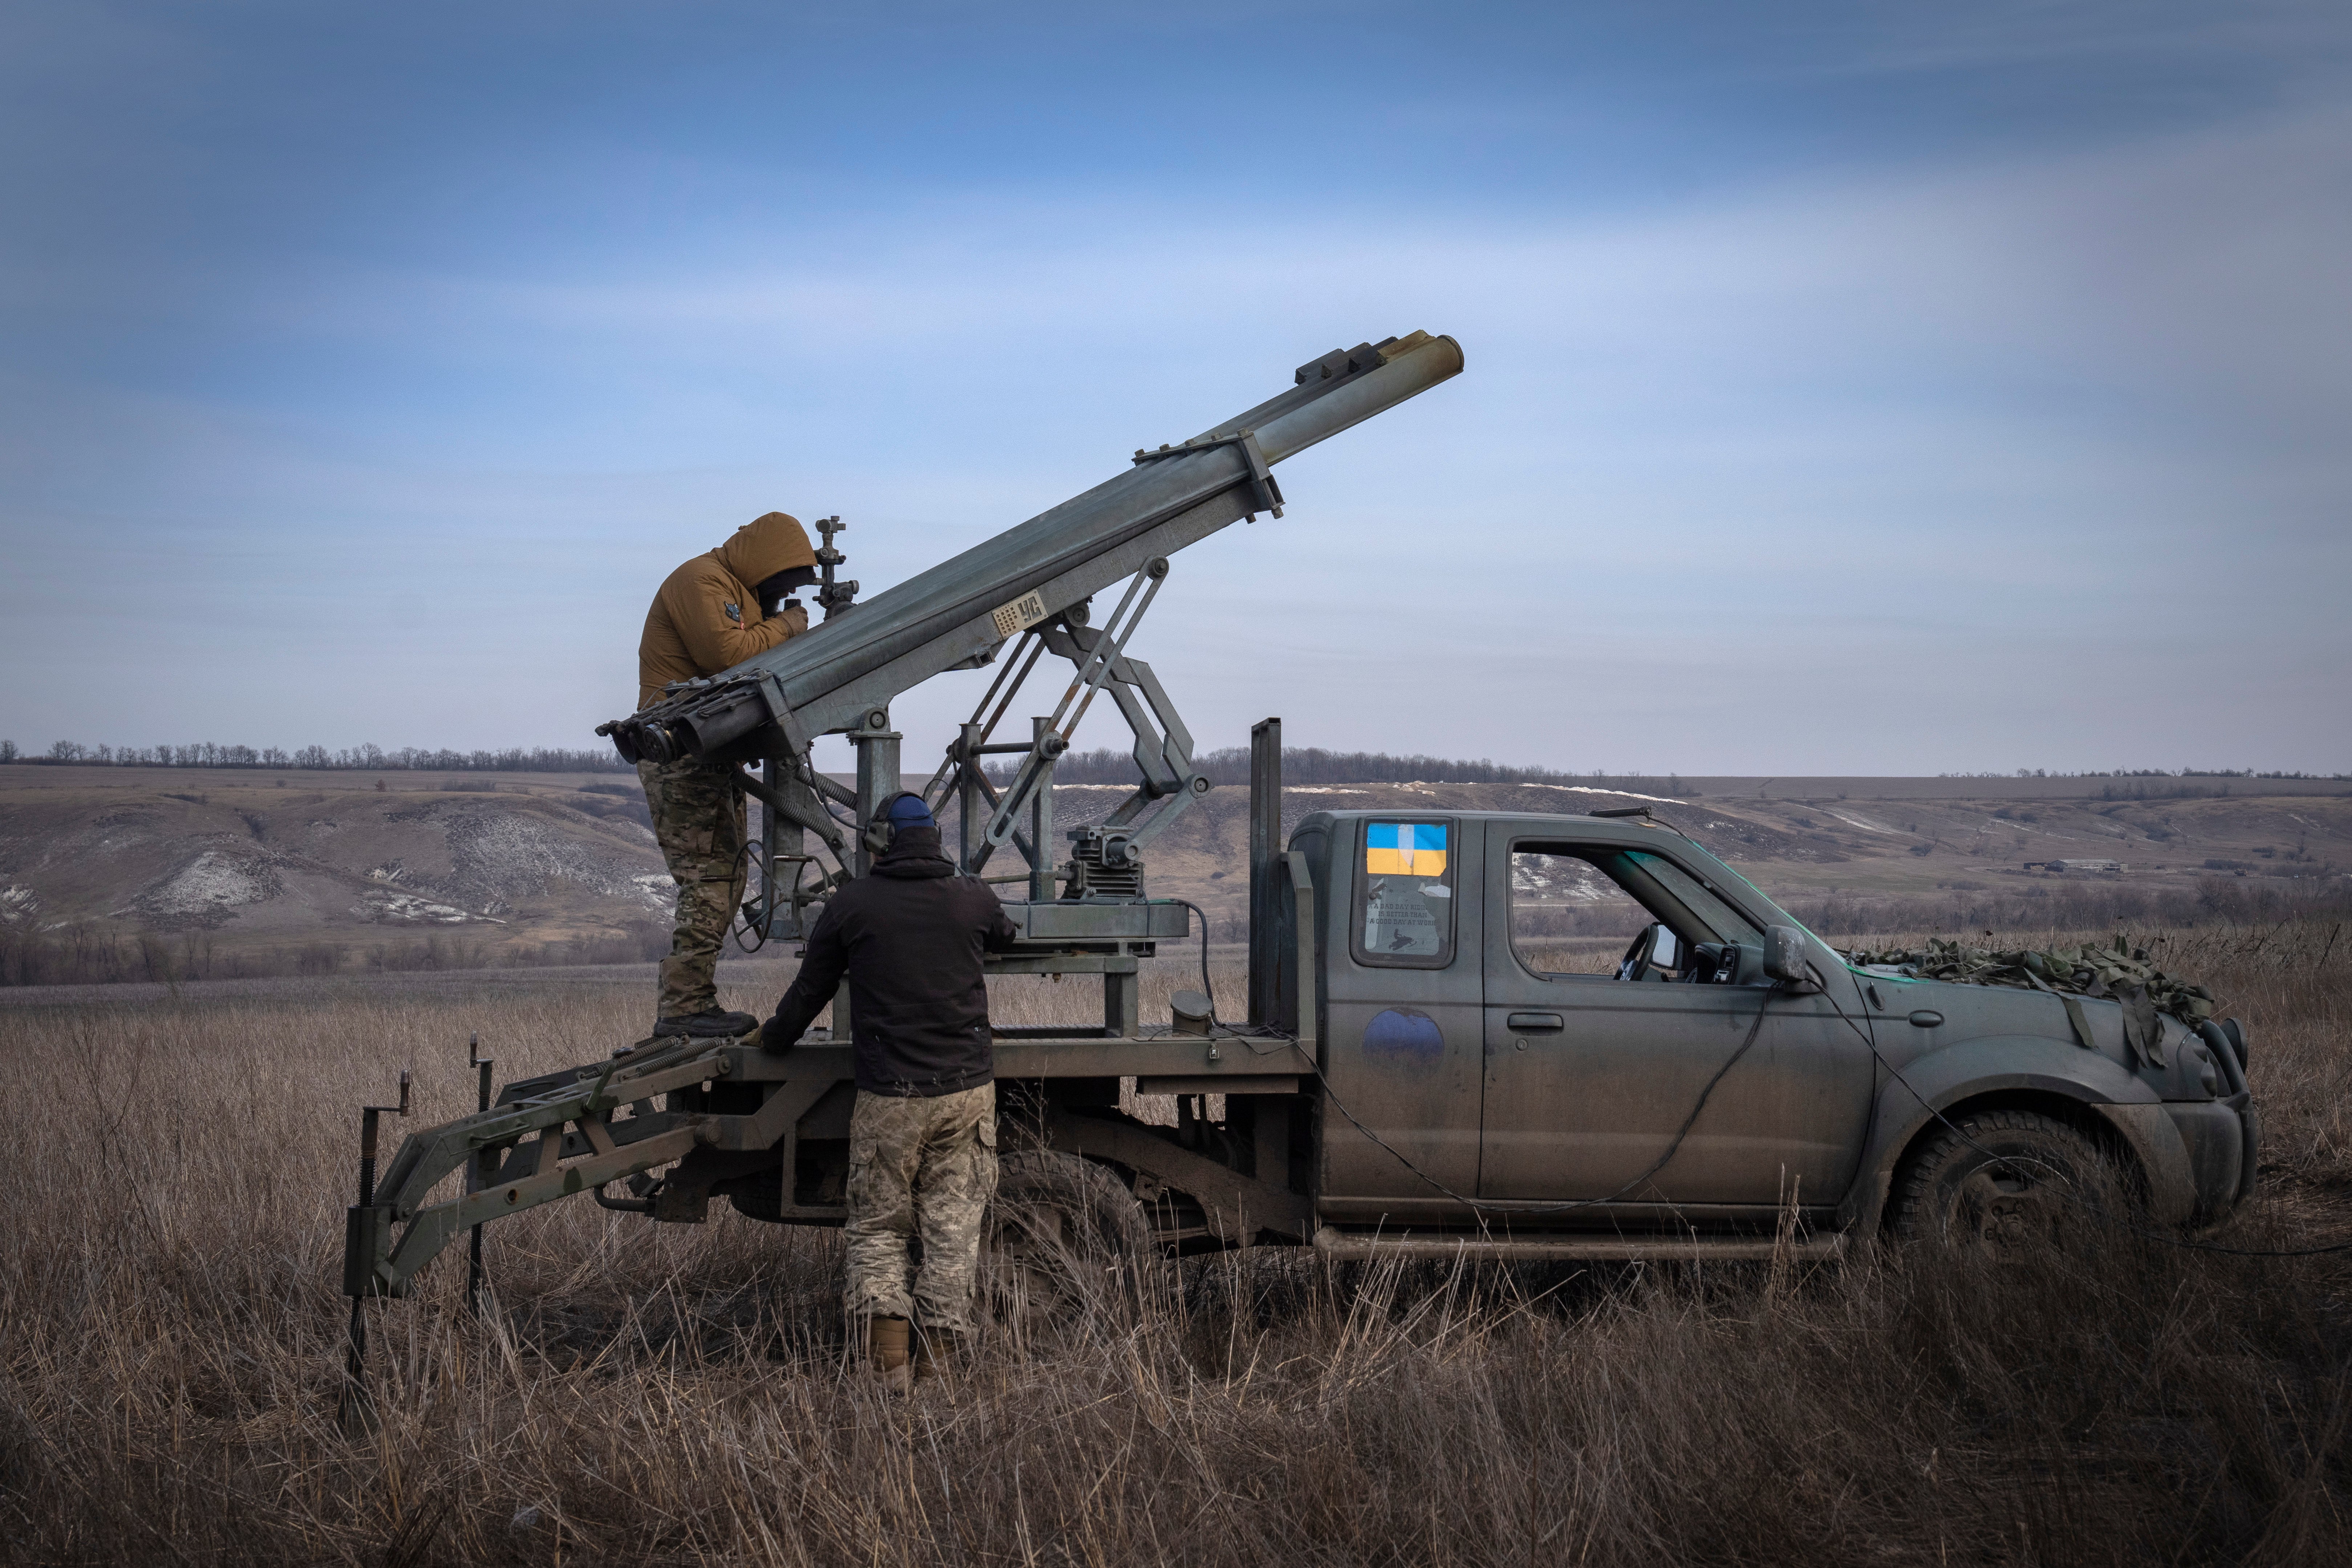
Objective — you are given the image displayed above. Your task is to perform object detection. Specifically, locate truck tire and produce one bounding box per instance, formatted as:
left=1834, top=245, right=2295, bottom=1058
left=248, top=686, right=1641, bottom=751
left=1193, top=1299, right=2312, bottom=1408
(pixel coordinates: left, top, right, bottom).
left=981, top=1151, right=1152, bottom=1332
left=1892, top=1109, right=2124, bottom=1251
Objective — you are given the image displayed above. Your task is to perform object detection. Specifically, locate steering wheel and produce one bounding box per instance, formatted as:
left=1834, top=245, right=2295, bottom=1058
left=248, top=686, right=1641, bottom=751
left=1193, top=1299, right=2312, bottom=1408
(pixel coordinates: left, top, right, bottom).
left=1618, top=924, right=1661, bottom=982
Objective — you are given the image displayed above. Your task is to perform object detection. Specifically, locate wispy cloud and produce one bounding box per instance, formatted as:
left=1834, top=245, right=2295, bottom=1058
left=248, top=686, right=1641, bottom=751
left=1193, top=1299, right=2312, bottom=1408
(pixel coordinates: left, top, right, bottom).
left=2, top=7, right=2346, bottom=772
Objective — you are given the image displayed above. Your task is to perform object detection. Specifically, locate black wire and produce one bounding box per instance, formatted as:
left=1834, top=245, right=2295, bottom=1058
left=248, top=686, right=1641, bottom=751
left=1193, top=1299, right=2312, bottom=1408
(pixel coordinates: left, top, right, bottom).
left=1164, top=874, right=2339, bottom=1254
left=1294, top=987, right=1778, bottom=1216
left=1261, top=951, right=2345, bottom=1253
left=730, top=836, right=769, bottom=955
left=1166, top=876, right=1777, bottom=1217
left=1805, top=960, right=2352, bottom=1258
left=1167, top=900, right=1221, bottom=1025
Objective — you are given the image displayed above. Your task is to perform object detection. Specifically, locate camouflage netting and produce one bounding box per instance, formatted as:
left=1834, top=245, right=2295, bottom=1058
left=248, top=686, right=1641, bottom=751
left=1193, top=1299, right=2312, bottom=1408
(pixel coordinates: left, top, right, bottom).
left=1841, top=936, right=2219, bottom=1069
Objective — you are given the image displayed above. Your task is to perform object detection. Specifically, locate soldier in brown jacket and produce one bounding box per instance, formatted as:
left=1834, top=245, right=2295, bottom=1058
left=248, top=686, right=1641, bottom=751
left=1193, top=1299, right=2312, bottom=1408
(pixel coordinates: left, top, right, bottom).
left=637, top=512, right=818, bottom=1037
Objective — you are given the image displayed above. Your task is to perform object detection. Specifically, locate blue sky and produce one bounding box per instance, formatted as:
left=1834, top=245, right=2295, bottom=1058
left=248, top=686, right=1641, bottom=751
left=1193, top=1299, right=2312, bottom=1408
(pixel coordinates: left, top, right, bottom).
left=4, top=2, right=2348, bottom=774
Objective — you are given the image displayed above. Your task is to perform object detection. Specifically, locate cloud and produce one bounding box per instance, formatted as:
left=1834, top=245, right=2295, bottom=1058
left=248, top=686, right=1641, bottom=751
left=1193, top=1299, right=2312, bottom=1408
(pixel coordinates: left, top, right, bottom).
left=2, top=90, right=2346, bottom=773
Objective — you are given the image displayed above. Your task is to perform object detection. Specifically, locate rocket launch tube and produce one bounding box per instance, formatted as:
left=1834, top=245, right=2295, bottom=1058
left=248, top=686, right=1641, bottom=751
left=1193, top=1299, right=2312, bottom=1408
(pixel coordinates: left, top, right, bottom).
left=613, top=329, right=1462, bottom=759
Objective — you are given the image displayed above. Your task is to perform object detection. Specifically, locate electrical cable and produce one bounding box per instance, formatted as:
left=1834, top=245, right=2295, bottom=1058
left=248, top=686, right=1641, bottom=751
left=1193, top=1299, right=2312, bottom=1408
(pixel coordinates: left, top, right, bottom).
left=1288, top=986, right=1778, bottom=1217
left=1163, top=894, right=1780, bottom=1215
left=1228, top=942, right=2344, bottom=1252
left=730, top=836, right=769, bottom=954
left=1805, top=959, right=2352, bottom=1258
left=1166, top=852, right=2332, bottom=1251
left=1167, top=900, right=1220, bottom=1025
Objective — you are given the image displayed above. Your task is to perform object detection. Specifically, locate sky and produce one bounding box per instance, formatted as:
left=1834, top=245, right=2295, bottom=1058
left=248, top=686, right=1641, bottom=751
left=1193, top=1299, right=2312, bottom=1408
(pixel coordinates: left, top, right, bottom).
left=3, top=1, right=2348, bottom=777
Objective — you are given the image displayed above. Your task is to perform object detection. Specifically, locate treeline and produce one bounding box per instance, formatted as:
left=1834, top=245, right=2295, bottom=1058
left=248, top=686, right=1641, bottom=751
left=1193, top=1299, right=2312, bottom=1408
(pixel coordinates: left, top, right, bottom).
left=0, top=739, right=630, bottom=773
left=1940, top=767, right=2349, bottom=781
left=989, top=745, right=1691, bottom=795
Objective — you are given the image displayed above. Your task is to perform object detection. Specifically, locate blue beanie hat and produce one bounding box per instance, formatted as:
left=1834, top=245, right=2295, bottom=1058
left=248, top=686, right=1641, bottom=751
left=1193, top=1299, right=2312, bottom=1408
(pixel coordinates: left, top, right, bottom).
left=885, top=794, right=935, bottom=832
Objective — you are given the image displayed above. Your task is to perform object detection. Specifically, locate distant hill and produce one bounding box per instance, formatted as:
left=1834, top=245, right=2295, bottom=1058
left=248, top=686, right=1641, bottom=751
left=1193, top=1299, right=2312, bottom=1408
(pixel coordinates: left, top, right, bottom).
left=1006, top=775, right=2352, bottom=943
left=3, top=764, right=2346, bottom=984
left=0, top=768, right=669, bottom=982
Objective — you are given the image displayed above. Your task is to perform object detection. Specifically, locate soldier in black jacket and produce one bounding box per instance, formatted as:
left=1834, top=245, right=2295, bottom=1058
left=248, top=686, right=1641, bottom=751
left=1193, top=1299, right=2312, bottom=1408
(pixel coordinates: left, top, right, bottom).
left=761, top=793, right=1017, bottom=1389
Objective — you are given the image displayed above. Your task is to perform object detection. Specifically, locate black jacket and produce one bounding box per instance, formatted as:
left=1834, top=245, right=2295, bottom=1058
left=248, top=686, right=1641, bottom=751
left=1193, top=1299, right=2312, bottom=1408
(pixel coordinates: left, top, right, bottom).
left=764, top=826, right=1019, bottom=1096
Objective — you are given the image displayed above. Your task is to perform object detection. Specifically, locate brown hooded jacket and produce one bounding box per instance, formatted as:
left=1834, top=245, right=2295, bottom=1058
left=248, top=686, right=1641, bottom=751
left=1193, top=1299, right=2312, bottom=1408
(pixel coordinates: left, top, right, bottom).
left=638, top=512, right=817, bottom=708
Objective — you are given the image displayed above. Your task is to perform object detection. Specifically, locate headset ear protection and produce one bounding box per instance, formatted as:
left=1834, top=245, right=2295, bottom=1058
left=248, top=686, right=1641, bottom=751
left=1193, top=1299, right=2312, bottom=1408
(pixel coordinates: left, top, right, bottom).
left=875, top=791, right=935, bottom=844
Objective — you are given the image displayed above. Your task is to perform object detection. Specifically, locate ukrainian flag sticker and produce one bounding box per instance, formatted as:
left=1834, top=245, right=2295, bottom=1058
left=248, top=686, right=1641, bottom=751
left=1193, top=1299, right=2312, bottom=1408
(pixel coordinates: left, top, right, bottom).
left=1366, top=822, right=1447, bottom=878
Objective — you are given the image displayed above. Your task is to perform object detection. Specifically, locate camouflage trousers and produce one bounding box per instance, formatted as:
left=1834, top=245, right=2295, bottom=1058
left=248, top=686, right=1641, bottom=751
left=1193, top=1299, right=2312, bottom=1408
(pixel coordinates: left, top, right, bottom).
left=843, top=1083, right=999, bottom=1332
left=637, top=757, right=746, bottom=1020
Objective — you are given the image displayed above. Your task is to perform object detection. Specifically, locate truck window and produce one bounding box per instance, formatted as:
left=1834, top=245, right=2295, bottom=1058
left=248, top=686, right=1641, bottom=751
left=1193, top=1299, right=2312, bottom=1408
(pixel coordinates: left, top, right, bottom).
left=1351, top=819, right=1457, bottom=968
left=1509, top=844, right=1763, bottom=978
left=1622, top=851, right=1762, bottom=947
left=1509, top=850, right=1642, bottom=975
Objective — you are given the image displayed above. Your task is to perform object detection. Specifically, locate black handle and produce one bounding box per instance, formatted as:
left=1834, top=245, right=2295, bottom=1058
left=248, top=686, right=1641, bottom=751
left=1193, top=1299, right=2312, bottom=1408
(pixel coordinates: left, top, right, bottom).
left=1908, top=1010, right=1944, bottom=1029
left=1507, top=1012, right=1565, bottom=1032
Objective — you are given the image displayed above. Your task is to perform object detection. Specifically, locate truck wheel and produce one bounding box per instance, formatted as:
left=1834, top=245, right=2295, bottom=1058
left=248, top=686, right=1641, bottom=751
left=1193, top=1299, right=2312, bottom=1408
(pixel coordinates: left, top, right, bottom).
left=1892, top=1109, right=2124, bottom=1251
left=981, top=1151, right=1152, bottom=1332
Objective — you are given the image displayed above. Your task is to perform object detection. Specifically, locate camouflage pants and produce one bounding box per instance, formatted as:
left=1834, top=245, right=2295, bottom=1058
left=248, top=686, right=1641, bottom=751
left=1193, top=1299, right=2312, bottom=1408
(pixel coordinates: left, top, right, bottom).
left=843, top=1084, right=999, bottom=1332
left=638, top=757, right=746, bottom=1020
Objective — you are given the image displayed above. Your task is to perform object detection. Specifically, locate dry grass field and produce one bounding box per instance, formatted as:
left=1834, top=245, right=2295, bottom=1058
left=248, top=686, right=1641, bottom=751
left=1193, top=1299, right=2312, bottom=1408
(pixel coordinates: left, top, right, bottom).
left=2, top=923, right=2348, bottom=1565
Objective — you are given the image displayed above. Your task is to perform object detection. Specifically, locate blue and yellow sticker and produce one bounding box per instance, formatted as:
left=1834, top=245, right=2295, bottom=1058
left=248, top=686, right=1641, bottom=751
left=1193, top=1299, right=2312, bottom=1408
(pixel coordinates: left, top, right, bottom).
left=1365, top=822, right=1446, bottom=878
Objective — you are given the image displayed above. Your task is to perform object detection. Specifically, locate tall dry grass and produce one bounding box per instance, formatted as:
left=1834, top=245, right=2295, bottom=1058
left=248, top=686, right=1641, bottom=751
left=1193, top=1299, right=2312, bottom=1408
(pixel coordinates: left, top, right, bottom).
left=0, top=926, right=2346, bottom=1564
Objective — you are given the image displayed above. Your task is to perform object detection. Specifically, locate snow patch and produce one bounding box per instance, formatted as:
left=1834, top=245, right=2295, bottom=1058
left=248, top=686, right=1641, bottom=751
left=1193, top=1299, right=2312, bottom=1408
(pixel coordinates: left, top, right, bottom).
left=0, top=885, right=36, bottom=924
left=1511, top=859, right=1622, bottom=903
left=442, top=810, right=663, bottom=904
left=1509, top=784, right=1687, bottom=805
left=133, top=850, right=283, bottom=925
left=353, top=892, right=503, bottom=925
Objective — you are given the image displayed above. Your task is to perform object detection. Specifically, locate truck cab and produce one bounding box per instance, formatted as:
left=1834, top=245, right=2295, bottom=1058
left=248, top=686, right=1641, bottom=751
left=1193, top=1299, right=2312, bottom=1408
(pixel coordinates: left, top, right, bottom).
left=1283, top=808, right=2254, bottom=1254
left=1294, top=809, right=1875, bottom=1236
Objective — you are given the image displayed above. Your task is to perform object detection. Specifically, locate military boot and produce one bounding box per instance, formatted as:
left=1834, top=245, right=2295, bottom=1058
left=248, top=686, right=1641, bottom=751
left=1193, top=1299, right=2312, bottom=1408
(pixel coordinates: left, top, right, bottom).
left=865, top=1315, right=913, bottom=1395
left=912, top=1325, right=968, bottom=1387
left=652, top=1008, right=760, bottom=1039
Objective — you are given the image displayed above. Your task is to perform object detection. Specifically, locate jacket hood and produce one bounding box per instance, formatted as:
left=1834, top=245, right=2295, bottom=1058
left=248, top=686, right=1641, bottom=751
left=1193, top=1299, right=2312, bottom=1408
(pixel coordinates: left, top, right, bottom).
left=714, top=512, right=817, bottom=589
left=874, top=826, right=958, bottom=879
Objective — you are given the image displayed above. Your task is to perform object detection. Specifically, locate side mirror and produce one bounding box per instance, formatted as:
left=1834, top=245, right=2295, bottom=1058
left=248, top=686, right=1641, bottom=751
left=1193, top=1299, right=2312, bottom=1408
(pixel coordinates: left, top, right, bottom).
left=1763, top=925, right=1820, bottom=992
left=1649, top=924, right=1681, bottom=973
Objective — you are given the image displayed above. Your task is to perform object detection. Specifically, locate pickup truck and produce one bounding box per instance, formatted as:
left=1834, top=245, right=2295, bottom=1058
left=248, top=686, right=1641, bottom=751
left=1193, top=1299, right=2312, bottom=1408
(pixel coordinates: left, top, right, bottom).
left=345, top=797, right=2256, bottom=1304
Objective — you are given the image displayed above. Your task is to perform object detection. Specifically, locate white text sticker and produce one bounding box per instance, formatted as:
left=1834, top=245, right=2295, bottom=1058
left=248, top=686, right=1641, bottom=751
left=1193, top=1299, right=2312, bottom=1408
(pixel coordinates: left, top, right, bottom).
left=990, top=591, right=1050, bottom=640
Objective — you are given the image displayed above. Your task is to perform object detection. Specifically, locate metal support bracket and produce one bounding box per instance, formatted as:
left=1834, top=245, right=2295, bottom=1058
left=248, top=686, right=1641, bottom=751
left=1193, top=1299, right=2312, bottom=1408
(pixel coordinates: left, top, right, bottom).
left=1133, top=428, right=1285, bottom=520
left=976, top=558, right=1205, bottom=873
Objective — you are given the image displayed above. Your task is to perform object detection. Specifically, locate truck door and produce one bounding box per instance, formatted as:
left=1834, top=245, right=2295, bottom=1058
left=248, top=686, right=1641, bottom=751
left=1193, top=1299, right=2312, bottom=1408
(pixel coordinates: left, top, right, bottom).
left=1312, top=815, right=1488, bottom=1227
left=1477, top=831, right=1874, bottom=1221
